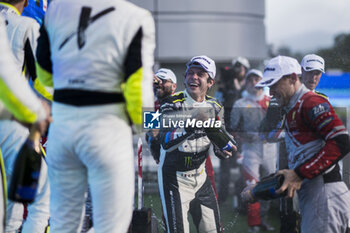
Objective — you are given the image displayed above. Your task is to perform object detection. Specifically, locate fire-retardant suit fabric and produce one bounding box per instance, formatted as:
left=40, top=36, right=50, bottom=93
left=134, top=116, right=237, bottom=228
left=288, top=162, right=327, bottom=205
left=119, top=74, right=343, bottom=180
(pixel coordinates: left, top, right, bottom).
left=0, top=4, right=50, bottom=232
left=35, top=0, right=155, bottom=232
left=285, top=84, right=350, bottom=233
left=158, top=90, right=223, bottom=233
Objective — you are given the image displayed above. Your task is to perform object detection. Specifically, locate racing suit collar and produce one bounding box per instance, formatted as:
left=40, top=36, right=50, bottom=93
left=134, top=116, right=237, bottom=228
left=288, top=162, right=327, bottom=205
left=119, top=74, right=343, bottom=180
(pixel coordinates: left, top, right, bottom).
left=285, top=84, right=309, bottom=112
left=0, top=3, right=20, bottom=16
left=184, top=89, right=206, bottom=106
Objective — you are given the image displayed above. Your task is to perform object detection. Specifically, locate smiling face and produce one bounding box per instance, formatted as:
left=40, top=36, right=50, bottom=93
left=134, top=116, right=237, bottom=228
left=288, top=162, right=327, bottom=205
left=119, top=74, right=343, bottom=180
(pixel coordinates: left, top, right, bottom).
left=301, top=69, right=322, bottom=90
left=155, top=78, right=177, bottom=99
left=185, top=67, right=214, bottom=102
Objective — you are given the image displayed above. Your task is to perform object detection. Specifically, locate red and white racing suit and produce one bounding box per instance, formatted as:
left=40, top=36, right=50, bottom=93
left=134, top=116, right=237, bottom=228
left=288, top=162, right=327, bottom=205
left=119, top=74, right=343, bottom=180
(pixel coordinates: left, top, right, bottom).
left=285, top=84, right=350, bottom=233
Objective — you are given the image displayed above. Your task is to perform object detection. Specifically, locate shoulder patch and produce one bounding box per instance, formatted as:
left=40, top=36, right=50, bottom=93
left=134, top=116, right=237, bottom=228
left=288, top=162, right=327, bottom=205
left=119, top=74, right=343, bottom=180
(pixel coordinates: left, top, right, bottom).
left=307, top=102, right=331, bottom=122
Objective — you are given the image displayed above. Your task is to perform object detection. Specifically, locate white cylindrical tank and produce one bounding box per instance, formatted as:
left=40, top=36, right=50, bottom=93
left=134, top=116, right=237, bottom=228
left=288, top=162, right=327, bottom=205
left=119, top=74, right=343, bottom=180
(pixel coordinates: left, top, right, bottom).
left=129, top=0, right=266, bottom=62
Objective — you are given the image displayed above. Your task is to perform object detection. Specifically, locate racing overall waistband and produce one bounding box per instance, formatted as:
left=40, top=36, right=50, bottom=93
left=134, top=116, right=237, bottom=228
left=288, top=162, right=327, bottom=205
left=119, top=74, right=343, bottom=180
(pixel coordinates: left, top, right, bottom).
left=323, top=164, right=342, bottom=183
left=54, top=89, right=125, bottom=106
left=177, top=168, right=205, bottom=178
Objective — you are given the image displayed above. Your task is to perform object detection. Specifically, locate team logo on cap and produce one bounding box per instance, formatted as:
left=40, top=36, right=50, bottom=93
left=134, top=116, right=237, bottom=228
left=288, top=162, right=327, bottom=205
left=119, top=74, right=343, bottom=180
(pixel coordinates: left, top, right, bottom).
left=259, top=79, right=274, bottom=85
left=264, top=67, right=276, bottom=72
left=193, top=56, right=211, bottom=64
left=191, top=61, right=208, bottom=70
left=306, top=59, right=324, bottom=65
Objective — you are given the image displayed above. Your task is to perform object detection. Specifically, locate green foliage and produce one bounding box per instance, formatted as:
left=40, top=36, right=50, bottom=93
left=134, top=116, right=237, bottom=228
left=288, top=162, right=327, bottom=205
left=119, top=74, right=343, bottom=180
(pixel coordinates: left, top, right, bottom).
left=317, top=33, right=350, bottom=72
left=272, top=32, right=350, bottom=72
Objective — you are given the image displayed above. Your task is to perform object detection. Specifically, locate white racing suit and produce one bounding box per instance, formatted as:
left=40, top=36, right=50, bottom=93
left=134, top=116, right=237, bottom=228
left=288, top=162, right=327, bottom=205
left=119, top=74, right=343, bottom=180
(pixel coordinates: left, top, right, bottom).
left=158, top=90, right=223, bottom=233
left=285, top=84, right=350, bottom=233
left=0, top=4, right=50, bottom=233
left=36, top=0, right=155, bottom=232
left=0, top=15, right=46, bottom=233
left=0, top=149, right=5, bottom=233
left=230, top=92, right=277, bottom=227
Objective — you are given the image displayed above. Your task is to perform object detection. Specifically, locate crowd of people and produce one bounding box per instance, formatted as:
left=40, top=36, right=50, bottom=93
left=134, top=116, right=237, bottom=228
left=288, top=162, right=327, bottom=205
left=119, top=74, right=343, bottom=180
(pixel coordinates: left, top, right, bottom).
left=0, top=0, right=350, bottom=233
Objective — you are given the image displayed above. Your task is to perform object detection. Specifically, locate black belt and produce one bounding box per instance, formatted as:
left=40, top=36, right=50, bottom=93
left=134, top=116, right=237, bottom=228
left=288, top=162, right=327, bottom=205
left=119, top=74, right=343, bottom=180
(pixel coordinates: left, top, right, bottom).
left=323, top=164, right=342, bottom=183
left=54, top=89, right=125, bottom=106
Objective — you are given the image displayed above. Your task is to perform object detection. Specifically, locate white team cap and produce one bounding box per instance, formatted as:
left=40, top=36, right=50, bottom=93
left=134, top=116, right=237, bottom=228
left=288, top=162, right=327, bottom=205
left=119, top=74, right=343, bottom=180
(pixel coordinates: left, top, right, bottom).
left=232, top=56, right=250, bottom=69
left=246, top=69, right=263, bottom=79
left=155, top=68, right=177, bottom=83
left=186, top=55, right=216, bottom=79
left=256, top=56, right=301, bottom=87
left=301, top=54, right=325, bottom=73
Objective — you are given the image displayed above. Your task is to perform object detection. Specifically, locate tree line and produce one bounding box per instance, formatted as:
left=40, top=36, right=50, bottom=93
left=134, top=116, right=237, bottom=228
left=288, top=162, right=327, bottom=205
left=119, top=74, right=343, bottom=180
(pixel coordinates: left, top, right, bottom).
left=270, top=33, right=350, bottom=72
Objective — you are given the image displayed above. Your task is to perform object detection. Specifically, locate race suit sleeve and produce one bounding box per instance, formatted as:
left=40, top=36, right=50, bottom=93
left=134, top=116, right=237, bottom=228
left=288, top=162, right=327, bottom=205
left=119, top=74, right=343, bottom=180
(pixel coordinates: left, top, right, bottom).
left=259, top=96, right=285, bottom=142
left=145, top=130, right=161, bottom=162
left=158, top=100, right=192, bottom=150
left=36, top=23, right=53, bottom=87
left=294, top=95, right=350, bottom=179
left=122, top=10, right=155, bottom=125
left=0, top=16, right=46, bottom=123
left=209, top=98, right=225, bottom=127
left=210, top=103, right=236, bottom=159
left=24, top=19, right=53, bottom=101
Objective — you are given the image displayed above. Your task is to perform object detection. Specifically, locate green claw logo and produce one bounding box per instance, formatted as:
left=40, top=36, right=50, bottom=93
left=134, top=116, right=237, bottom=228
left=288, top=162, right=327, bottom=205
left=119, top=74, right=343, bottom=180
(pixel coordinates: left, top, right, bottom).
left=184, top=156, right=192, bottom=168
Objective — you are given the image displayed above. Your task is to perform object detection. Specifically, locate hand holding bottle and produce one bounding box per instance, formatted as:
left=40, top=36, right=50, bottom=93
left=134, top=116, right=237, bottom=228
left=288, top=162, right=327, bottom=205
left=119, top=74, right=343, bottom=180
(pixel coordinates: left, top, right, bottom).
left=205, top=127, right=237, bottom=154
left=9, top=125, right=43, bottom=203
left=241, top=174, right=288, bottom=202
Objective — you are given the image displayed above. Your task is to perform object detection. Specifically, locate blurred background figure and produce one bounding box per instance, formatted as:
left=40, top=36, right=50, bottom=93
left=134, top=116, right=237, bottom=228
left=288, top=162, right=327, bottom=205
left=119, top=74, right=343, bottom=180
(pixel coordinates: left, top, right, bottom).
left=230, top=69, right=277, bottom=233
left=301, top=54, right=326, bottom=93
left=147, top=68, right=177, bottom=164
left=216, top=56, right=250, bottom=126
left=215, top=56, right=250, bottom=204
left=153, top=68, right=177, bottom=111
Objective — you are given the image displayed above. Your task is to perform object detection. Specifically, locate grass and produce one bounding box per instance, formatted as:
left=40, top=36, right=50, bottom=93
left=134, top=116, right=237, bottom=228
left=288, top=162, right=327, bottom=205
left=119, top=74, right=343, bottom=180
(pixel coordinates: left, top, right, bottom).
left=141, top=194, right=281, bottom=233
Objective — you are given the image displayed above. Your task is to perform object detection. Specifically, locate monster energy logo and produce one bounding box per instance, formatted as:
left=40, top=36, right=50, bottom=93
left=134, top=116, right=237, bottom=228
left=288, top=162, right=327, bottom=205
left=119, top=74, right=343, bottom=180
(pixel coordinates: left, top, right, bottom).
left=184, top=156, right=192, bottom=168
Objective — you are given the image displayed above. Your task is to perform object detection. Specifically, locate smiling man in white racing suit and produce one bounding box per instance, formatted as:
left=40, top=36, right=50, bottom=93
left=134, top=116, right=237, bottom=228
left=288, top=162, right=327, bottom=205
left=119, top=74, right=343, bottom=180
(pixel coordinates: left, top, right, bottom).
left=158, top=55, right=236, bottom=233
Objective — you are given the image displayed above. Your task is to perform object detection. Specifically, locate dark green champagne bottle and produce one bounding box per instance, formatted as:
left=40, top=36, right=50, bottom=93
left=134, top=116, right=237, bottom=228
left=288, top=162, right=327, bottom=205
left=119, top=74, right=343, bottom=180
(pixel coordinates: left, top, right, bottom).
left=205, top=126, right=237, bottom=152
left=252, top=174, right=287, bottom=200
left=9, top=130, right=42, bottom=204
